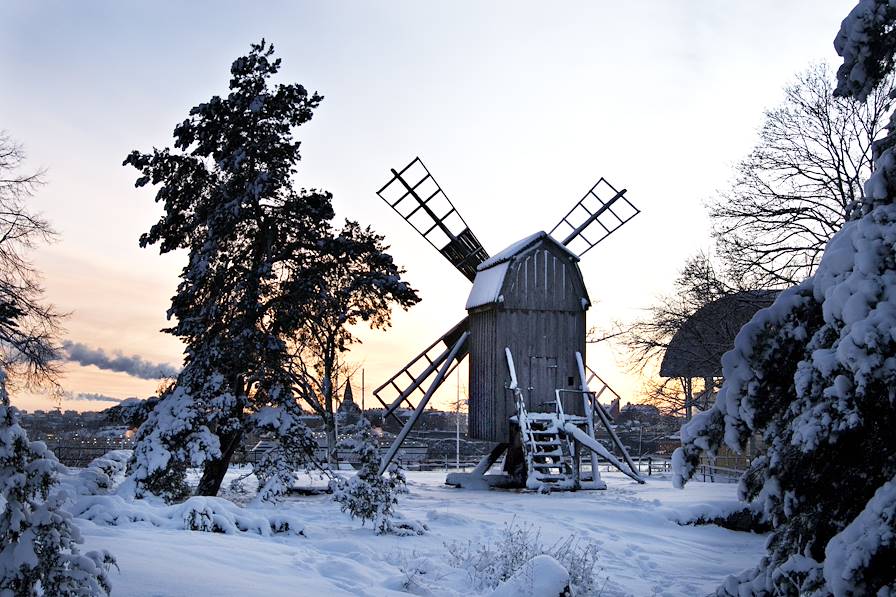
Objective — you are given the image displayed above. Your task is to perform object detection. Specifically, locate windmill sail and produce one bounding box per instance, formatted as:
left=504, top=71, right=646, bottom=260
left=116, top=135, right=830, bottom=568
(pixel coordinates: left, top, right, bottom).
left=377, top=157, right=489, bottom=281
left=373, top=317, right=470, bottom=424
left=550, top=177, right=640, bottom=257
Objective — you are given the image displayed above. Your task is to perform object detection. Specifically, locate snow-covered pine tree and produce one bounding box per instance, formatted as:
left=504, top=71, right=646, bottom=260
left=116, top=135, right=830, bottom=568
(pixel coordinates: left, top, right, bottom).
left=123, top=40, right=335, bottom=497
left=330, top=418, right=424, bottom=536
left=0, top=372, right=116, bottom=595
left=249, top=399, right=319, bottom=504
left=672, top=2, right=896, bottom=594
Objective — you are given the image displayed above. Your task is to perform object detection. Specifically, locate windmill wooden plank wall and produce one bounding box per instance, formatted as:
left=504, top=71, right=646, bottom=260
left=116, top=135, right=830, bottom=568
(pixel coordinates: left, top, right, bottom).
left=467, top=235, right=588, bottom=441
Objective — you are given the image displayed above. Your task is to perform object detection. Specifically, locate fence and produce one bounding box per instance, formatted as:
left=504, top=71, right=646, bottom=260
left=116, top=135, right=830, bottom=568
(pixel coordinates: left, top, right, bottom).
left=692, top=463, right=744, bottom=483
left=49, top=446, right=746, bottom=484
left=51, top=445, right=131, bottom=468
left=577, top=457, right=744, bottom=483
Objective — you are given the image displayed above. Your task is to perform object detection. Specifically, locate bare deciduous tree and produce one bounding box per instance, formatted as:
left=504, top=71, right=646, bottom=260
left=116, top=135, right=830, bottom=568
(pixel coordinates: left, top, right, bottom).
left=290, top=347, right=359, bottom=463
left=622, top=253, right=740, bottom=419
left=288, top=220, right=420, bottom=463
left=624, top=253, right=733, bottom=370
left=709, top=64, right=895, bottom=287
left=0, top=132, right=62, bottom=389
left=638, top=377, right=717, bottom=419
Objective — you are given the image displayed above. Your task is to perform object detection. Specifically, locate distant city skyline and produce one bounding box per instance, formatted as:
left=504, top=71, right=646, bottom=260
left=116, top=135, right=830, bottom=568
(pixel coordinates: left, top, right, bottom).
left=0, top=0, right=856, bottom=411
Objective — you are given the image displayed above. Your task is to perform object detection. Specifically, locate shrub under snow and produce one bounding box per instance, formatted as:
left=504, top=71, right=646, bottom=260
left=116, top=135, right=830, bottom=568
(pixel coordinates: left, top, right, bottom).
left=71, top=494, right=303, bottom=537
left=330, top=418, right=425, bottom=536
left=0, top=377, right=116, bottom=595
left=445, top=518, right=599, bottom=595
left=57, top=451, right=131, bottom=501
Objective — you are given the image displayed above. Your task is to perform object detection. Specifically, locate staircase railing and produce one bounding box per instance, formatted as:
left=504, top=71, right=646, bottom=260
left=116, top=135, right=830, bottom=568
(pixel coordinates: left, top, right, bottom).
left=505, top=348, right=537, bottom=477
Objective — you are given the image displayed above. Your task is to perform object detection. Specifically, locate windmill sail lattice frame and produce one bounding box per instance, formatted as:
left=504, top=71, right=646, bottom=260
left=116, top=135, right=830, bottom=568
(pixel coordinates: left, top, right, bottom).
left=551, top=177, right=640, bottom=257
left=377, top=157, right=489, bottom=281
left=372, top=317, right=469, bottom=425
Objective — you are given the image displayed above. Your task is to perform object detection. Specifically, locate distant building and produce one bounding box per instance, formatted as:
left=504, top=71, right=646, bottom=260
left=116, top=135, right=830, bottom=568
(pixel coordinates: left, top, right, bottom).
left=337, top=383, right=362, bottom=427
left=620, top=403, right=661, bottom=423
left=607, top=397, right=621, bottom=419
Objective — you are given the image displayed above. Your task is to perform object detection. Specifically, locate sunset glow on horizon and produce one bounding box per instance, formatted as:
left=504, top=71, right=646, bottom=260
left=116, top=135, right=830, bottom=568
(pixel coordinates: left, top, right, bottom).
left=1, top=0, right=856, bottom=413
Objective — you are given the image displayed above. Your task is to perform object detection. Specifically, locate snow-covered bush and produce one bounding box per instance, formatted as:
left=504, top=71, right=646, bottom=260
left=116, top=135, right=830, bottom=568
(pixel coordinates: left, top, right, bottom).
left=0, top=378, right=116, bottom=595
left=57, top=450, right=131, bottom=500
left=672, top=3, right=896, bottom=594
left=122, top=385, right=220, bottom=503
left=250, top=405, right=318, bottom=505
left=330, top=418, right=424, bottom=536
left=71, top=494, right=303, bottom=537
left=489, top=555, right=571, bottom=597
left=445, top=518, right=599, bottom=594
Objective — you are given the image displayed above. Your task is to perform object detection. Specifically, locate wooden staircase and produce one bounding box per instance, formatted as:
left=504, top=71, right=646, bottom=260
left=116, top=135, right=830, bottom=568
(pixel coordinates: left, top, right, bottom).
left=522, top=412, right=579, bottom=490
left=507, top=348, right=645, bottom=491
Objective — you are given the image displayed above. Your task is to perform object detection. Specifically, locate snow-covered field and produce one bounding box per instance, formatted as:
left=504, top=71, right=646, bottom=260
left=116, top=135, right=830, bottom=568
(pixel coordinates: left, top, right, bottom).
left=74, top=468, right=766, bottom=596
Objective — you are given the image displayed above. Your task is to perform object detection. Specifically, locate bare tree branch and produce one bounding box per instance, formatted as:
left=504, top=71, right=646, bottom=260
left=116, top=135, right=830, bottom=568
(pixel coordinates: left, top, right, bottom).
left=709, top=64, right=895, bottom=287
left=0, top=131, right=63, bottom=390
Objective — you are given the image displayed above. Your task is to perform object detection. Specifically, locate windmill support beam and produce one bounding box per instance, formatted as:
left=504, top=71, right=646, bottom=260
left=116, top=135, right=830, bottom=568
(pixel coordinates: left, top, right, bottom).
left=563, top=422, right=644, bottom=484
left=575, top=352, right=642, bottom=478
left=378, top=331, right=470, bottom=475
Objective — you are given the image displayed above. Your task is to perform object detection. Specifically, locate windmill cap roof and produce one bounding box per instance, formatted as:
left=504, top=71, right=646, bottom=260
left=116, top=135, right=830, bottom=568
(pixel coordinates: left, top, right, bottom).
left=476, top=231, right=579, bottom=271
left=466, top=231, right=584, bottom=310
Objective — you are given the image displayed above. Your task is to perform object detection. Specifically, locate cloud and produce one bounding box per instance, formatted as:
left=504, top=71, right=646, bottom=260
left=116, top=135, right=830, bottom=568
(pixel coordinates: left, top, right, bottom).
left=64, top=392, right=125, bottom=403
left=62, top=341, right=180, bottom=380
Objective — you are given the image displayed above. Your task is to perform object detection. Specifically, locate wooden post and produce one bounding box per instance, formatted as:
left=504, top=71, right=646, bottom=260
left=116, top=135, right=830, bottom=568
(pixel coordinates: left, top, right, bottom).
left=577, top=352, right=641, bottom=476
left=574, top=352, right=602, bottom=488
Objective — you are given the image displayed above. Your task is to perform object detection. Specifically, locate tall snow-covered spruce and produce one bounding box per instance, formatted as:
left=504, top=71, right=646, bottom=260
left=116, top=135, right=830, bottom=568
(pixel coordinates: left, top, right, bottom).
left=672, top=2, right=896, bottom=594
left=124, top=40, right=334, bottom=498
left=124, top=40, right=419, bottom=501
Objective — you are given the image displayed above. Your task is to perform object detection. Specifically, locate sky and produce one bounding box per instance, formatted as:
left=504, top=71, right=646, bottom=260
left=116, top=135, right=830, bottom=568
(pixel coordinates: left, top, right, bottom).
left=0, top=0, right=857, bottom=412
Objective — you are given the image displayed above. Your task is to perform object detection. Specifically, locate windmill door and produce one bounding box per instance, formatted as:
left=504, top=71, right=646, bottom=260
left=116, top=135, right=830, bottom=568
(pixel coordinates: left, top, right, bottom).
left=528, top=355, right=558, bottom=412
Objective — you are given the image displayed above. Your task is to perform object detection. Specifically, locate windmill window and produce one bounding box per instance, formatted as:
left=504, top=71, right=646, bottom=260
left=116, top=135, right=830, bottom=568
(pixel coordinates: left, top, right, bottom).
left=568, top=376, right=574, bottom=386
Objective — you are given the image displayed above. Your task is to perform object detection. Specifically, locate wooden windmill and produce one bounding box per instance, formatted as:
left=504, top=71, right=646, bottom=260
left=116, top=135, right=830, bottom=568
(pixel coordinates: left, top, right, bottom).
left=374, top=157, right=644, bottom=490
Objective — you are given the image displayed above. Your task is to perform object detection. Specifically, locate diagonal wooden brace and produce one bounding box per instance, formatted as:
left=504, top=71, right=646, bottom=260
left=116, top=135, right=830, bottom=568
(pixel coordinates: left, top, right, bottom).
left=378, top=331, right=470, bottom=475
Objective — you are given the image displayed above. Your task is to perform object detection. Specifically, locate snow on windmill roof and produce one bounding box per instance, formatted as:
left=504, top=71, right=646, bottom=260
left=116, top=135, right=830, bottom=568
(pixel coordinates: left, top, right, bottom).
left=465, top=231, right=580, bottom=310
left=465, top=261, right=510, bottom=310
left=476, top=231, right=578, bottom=271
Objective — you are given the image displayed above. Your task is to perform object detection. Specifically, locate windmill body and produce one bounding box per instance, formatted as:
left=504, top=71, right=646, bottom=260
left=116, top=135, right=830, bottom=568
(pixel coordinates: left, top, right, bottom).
left=373, top=157, right=645, bottom=490
left=466, top=231, right=589, bottom=442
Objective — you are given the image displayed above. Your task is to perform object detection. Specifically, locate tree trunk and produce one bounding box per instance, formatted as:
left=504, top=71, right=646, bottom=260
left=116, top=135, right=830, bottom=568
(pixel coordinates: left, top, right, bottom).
left=322, top=346, right=337, bottom=465
left=196, top=427, right=243, bottom=496
left=325, top=413, right=338, bottom=466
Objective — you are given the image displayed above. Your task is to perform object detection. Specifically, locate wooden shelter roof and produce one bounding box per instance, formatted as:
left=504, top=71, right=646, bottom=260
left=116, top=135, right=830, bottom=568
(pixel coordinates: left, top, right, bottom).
left=659, top=290, right=778, bottom=378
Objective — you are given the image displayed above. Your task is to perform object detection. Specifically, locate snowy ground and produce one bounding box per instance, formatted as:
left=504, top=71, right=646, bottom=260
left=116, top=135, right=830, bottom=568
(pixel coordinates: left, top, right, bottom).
left=77, top=469, right=766, bottom=596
